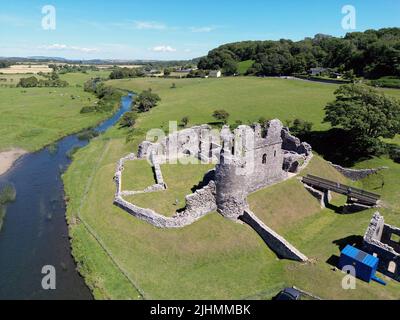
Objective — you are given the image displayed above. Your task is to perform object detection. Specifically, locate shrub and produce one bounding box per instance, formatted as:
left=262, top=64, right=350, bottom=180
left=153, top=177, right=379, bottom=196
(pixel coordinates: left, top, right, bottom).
left=80, top=106, right=96, bottom=114
left=181, top=116, right=189, bottom=127
left=0, top=184, right=16, bottom=205
left=389, top=146, right=400, bottom=163
left=212, top=109, right=230, bottom=124
left=119, top=112, right=138, bottom=128
left=290, top=118, right=313, bottom=136
left=371, top=77, right=400, bottom=89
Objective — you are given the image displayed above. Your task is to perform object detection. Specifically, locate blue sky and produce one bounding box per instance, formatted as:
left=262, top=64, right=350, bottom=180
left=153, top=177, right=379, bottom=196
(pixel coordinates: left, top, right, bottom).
left=0, top=0, right=399, bottom=60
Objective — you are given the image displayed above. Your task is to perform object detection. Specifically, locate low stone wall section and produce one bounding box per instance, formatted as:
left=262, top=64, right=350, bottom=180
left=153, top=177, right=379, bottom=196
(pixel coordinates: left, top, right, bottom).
left=114, top=152, right=216, bottom=228
left=329, top=163, right=387, bottom=181
left=240, top=210, right=308, bottom=262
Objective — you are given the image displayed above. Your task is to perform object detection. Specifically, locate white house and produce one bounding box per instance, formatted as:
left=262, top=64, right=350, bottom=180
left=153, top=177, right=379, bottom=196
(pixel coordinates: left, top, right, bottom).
left=209, top=70, right=222, bottom=78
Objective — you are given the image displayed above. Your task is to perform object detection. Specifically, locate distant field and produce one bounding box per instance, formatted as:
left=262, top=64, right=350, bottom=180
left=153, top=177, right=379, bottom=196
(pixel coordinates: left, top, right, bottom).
left=0, top=64, right=52, bottom=74
left=108, top=77, right=400, bottom=132
left=0, top=71, right=111, bottom=152
left=0, top=73, right=46, bottom=85
left=107, top=77, right=339, bottom=131
left=63, top=76, right=400, bottom=299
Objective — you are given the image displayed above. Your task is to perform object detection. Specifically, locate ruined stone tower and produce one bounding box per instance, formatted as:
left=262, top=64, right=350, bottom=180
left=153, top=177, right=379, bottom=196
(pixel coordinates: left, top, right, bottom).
left=215, top=120, right=288, bottom=219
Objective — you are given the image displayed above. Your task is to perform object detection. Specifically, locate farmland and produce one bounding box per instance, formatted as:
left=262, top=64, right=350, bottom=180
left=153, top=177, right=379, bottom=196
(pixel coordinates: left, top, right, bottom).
left=0, top=71, right=112, bottom=152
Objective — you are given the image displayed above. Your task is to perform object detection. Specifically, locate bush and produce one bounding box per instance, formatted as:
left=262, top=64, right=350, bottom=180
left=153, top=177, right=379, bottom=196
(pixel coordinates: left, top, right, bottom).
left=80, top=106, right=96, bottom=114
left=212, top=109, right=230, bottom=124
left=119, top=112, right=138, bottom=128
left=133, top=89, right=161, bottom=113
left=181, top=116, right=189, bottom=127
left=290, top=118, right=313, bottom=136
left=0, top=184, right=16, bottom=205
left=389, top=146, right=400, bottom=163
left=77, top=128, right=99, bottom=140
left=371, top=77, right=400, bottom=89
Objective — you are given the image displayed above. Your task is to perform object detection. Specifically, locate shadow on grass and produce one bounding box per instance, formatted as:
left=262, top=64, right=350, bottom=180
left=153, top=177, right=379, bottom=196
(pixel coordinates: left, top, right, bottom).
left=325, top=202, right=345, bottom=214
left=299, top=128, right=373, bottom=167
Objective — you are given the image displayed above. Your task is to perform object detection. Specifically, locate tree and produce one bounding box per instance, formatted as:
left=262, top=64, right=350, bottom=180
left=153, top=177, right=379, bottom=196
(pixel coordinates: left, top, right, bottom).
left=290, top=118, right=314, bottom=136
left=119, top=112, right=138, bottom=128
left=17, top=76, right=39, bottom=88
left=212, top=110, right=230, bottom=124
left=134, top=89, right=161, bottom=113
left=181, top=116, right=189, bottom=128
left=222, top=59, right=238, bottom=76
left=164, top=68, right=171, bottom=76
left=324, top=84, right=400, bottom=153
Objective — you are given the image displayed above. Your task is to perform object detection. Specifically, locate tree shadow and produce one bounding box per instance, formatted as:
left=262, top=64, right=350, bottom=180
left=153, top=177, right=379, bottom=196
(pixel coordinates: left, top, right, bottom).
left=299, top=128, right=373, bottom=167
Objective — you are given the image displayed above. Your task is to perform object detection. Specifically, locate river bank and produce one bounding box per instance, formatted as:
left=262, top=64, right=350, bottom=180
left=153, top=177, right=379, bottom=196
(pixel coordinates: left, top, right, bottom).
left=0, top=149, right=27, bottom=176
left=0, top=94, right=133, bottom=299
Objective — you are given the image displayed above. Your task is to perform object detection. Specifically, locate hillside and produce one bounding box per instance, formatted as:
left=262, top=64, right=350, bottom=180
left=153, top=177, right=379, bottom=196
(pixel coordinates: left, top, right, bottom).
left=198, top=28, right=400, bottom=79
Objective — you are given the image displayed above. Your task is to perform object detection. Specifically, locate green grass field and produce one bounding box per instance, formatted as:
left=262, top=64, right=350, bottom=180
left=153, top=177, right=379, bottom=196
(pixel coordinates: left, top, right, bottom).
left=0, top=71, right=111, bottom=152
left=63, top=76, right=400, bottom=300
left=237, top=60, right=254, bottom=75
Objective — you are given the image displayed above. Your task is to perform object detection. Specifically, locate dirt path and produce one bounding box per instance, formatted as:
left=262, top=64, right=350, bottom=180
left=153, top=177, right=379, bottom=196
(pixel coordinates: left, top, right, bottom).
left=0, top=148, right=27, bottom=176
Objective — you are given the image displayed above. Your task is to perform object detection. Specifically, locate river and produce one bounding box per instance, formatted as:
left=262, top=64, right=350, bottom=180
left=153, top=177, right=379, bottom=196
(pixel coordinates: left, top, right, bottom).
left=0, top=94, right=133, bottom=300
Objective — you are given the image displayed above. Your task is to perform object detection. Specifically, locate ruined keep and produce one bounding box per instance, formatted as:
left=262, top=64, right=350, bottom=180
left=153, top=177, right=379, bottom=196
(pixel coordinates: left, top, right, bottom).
left=363, top=212, right=400, bottom=281
left=114, top=119, right=312, bottom=262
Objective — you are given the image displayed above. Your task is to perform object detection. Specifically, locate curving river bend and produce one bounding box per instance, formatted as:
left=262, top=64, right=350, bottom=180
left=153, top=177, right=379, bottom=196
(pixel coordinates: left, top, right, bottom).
left=0, top=94, right=133, bottom=300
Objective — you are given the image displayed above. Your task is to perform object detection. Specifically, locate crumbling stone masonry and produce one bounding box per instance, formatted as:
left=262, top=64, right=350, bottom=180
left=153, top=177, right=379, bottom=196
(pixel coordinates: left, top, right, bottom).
left=114, top=120, right=312, bottom=262
left=329, top=163, right=388, bottom=181
left=363, top=212, right=400, bottom=281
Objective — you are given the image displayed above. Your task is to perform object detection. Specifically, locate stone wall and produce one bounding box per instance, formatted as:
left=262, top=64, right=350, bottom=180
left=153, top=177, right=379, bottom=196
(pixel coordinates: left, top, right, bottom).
left=113, top=120, right=313, bottom=262
left=114, top=152, right=216, bottom=229
left=363, top=212, right=400, bottom=282
left=240, top=210, right=308, bottom=262
left=330, top=163, right=387, bottom=181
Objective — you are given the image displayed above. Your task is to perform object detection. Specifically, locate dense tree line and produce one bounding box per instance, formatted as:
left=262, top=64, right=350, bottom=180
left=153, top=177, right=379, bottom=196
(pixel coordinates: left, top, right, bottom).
left=17, top=72, right=68, bottom=88
left=0, top=61, right=11, bottom=69
left=198, top=28, right=400, bottom=79
left=49, top=64, right=99, bottom=74
left=82, top=78, right=123, bottom=113
left=109, top=67, right=146, bottom=79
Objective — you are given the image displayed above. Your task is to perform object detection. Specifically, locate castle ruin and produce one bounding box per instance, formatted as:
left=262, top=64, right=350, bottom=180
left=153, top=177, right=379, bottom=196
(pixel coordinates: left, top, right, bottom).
left=114, top=119, right=312, bottom=262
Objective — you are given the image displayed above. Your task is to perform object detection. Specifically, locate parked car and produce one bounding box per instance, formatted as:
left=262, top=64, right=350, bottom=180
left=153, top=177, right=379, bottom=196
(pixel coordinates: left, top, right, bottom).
left=274, top=288, right=302, bottom=300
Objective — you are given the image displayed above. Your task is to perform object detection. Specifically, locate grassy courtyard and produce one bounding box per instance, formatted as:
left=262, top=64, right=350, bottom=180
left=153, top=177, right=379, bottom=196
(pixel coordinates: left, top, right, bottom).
left=63, top=77, right=400, bottom=300
left=0, top=71, right=111, bottom=152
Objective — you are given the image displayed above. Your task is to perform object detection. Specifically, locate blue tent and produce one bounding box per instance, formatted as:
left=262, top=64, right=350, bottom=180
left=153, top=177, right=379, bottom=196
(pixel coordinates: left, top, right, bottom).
left=338, top=245, right=386, bottom=285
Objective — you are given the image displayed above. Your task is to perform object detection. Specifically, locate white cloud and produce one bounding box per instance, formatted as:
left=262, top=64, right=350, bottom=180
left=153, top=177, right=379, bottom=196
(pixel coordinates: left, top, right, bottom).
left=39, top=44, right=99, bottom=53
left=151, top=45, right=177, bottom=53
left=190, top=26, right=216, bottom=33
left=134, top=21, right=167, bottom=30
